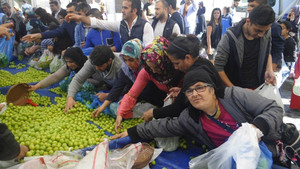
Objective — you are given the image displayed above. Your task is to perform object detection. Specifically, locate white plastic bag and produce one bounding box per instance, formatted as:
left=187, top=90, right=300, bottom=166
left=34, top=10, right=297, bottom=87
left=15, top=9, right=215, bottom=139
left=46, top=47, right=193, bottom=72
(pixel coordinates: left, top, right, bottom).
left=189, top=123, right=261, bottom=169
left=50, top=55, right=65, bottom=73
left=44, top=151, right=83, bottom=169
left=18, top=158, right=47, bottom=169
left=75, top=139, right=110, bottom=169
left=293, top=77, right=300, bottom=96
left=154, top=98, right=180, bottom=152
left=109, top=143, right=142, bottom=169
left=132, top=102, right=156, bottom=118
left=255, top=84, right=285, bottom=115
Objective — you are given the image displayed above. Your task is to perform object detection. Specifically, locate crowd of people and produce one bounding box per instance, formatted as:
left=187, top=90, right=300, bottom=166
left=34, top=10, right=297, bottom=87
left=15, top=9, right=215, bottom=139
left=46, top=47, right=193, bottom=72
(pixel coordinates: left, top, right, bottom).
left=0, top=0, right=300, bottom=168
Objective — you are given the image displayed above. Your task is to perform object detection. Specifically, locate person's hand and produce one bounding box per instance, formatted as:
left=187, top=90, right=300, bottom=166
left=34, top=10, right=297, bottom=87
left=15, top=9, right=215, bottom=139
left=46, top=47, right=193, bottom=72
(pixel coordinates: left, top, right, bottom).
left=21, top=33, right=42, bottom=43
left=80, top=41, right=86, bottom=48
left=206, top=48, right=213, bottom=55
left=0, top=23, right=14, bottom=40
left=24, top=48, right=30, bottom=56
left=0, top=103, right=5, bottom=111
left=16, top=145, right=29, bottom=159
left=115, top=115, right=123, bottom=133
left=65, top=13, right=83, bottom=23
left=110, top=131, right=128, bottom=140
left=65, top=97, right=76, bottom=113
left=92, top=106, right=104, bottom=118
left=28, top=84, right=41, bottom=91
left=141, top=108, right=154, bottom=122
left=251, top=124, right=263, bottom=142
left=96, top=92, right=109, bottom=102
left=164, top=87, right=181, bottom=102
left=265, top=69, right=276, bottom=86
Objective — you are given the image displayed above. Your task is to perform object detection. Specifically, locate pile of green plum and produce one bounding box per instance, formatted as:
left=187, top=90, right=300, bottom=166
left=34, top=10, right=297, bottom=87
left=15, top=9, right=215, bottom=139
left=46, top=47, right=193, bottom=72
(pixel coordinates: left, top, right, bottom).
left=0, top=67, right=49, bottom=87
left=8, top=62, right=27, bottom=69
left=0, top=95, right=144, bottom=157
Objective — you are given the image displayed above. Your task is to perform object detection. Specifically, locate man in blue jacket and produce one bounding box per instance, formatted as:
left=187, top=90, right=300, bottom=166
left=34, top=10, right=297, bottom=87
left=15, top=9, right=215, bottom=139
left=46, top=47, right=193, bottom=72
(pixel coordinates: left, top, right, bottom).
left=21, top=2, right=77, bottom=45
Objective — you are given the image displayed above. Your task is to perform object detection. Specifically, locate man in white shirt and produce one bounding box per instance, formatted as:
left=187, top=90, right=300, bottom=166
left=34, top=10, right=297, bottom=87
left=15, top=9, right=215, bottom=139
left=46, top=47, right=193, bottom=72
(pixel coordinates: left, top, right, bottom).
left=178, top=0, right=197, bottom=34
left=65, top=0, right=154, bottom=46
left=152, top=0, right=180, bottom=39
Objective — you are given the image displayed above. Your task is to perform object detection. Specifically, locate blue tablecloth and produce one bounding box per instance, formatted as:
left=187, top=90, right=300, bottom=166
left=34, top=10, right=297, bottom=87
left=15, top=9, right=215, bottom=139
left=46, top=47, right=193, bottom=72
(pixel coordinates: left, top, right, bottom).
left=0, top=58, right=204, bottom=168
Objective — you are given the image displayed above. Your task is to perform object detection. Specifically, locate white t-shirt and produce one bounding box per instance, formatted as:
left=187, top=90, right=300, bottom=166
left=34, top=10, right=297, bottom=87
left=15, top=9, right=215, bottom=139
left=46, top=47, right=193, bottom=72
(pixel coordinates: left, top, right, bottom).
left=153, top=21, right=181, bottom=38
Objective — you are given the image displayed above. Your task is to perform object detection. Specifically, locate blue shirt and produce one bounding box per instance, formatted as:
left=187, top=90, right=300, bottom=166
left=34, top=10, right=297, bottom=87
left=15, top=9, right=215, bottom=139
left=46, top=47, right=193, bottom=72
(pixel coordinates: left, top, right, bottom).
left=84, top=28, right=122, bottom=52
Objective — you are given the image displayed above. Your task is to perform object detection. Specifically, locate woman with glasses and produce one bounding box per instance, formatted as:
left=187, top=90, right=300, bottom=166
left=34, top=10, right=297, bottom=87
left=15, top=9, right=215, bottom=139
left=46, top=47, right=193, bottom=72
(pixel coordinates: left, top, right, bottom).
left=29, top=47, right=88, bottom=91
left=112, top=66, right=286, bottom=167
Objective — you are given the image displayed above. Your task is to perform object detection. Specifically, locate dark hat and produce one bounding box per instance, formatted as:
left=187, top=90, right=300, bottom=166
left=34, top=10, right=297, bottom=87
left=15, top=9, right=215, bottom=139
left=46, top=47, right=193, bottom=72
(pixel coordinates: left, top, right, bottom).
left=182, top=66, right=225, bottom=98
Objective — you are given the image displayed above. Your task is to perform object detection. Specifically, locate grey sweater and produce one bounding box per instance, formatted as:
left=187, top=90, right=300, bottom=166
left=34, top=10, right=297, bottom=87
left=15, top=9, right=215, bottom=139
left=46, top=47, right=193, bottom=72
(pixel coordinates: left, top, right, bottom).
left=128, top=86, right=283, bottom=154
left=39, top=65, right=69, bottom=88
left=67, top=53, right=123, bottom=97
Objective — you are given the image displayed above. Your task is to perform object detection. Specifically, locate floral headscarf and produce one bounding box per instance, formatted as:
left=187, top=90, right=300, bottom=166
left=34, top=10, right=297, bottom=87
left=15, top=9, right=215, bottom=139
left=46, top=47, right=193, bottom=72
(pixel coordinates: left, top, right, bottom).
left=140, top=36, right=183, bottom=86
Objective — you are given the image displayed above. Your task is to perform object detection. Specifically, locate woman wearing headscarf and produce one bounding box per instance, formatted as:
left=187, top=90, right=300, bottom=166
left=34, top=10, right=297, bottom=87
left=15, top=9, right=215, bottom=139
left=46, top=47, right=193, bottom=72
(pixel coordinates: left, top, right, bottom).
left=111, top=66, right=284, bottom=166
left=115, top=36, right=184, bottom=133
left=29, top=47, right=88, bottom=91
left=92, top=39, right=144, bottom=117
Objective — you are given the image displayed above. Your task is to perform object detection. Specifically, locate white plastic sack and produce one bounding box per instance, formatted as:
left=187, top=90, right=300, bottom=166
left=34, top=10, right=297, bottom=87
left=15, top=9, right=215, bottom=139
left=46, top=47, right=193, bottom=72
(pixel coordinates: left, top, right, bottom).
left=189, top=123, right=261, bottom=169
left=255, top=84, right=285, bottom=115
left=109, top=143, right=142, bottom=169
left=50, top=55, right=65, bottom=73
left=44, top=151, right=83, bottom=169
left=154, top=98, right=180, bottom=152
left=293, top=77, right=300, bottom=96
left=18, top=158, right=47, bottom=169
left=75, top=139, right=110, bottom=169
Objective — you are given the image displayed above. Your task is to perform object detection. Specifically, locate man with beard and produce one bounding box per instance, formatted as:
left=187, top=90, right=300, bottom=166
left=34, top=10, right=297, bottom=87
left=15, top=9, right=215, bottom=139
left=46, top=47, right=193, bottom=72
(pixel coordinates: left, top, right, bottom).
left=152, top=0, right=180, bottom=39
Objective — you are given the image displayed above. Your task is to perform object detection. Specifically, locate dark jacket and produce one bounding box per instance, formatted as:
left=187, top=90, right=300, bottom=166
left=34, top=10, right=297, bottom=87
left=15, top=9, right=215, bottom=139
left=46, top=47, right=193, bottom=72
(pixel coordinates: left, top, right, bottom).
left=129, top=87, right=283, bottom=155
left=170, top=12, right=185, bottom=34
left=215, top=19, right=271, bottom=88
left=119, top=17, right=147, bottom=45
left=41, top=20, right=76, bottom=45
left=271, top=22, right=285, bottom=67
left=152, top=17, right=176, bottom=39
left=0, top=123, right=20, bottom=161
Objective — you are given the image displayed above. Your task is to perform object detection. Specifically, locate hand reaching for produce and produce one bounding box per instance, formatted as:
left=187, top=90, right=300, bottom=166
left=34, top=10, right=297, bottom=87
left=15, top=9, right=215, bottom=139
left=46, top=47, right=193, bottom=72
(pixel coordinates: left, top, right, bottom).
left=110, top=131, right=128, bottom=140
left=21, top=33, right=42, bottom=43
left=141, top=108, right=154, bottom=122
left=16, top=145, right=29, bottom=159
left=28, top=83, right=41, bottom=92
left=115, top=115, right=123, bottom=133
left=96, top=92, right=109, bottom=102
left=65, top=97, right=76, bottom=113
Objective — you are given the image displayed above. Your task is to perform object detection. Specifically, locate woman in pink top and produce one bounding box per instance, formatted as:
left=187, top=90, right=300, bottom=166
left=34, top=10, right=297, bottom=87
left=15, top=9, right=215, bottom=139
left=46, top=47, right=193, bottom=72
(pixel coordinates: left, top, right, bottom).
left=115, top=36, right=184, bottom=133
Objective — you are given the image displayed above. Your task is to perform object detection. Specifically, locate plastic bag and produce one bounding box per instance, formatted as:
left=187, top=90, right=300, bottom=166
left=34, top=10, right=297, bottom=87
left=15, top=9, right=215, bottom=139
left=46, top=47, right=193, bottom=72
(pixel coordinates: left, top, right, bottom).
left=154, top=98, right=180, bottom=152
left=0, top=32, right=15, bottom=68
left=44, top=151, right=83, bottom=169
left=50, top=55, right=65, bottom=73
left=109, top=142, right=143, bottom=169
left=18, top=158, right=47, bottom=169
left=35, top=49, right=54, bottom=69
left=255, top=84, right=285, bottom=115
left=292, top=77, right=300, bottom=96
left=189, top=123, right=262, bottom=169
left=132, top=102, right=156, bottom=118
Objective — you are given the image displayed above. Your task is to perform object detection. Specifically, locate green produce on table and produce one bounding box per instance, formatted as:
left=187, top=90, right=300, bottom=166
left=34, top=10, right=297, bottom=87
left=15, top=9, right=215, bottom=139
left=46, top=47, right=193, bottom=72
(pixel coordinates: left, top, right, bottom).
left=0, top=67, right=49, bottom=87
left=0, top=93, right=144, bottom=157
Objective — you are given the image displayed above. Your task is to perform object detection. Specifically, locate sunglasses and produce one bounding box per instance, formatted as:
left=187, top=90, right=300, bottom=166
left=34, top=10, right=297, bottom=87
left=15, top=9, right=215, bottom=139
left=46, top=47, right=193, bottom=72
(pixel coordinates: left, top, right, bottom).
left=285, top=134, right=300, bottom=166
